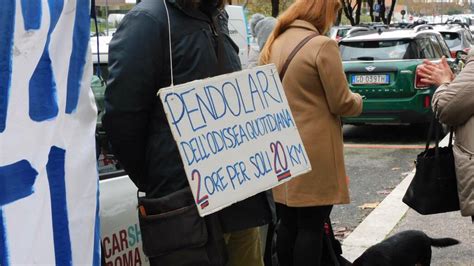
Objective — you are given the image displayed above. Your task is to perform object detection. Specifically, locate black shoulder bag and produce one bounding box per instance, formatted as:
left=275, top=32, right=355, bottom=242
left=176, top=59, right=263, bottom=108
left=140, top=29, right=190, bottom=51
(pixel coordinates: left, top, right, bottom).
left=402, top=110, right=460, bottom=215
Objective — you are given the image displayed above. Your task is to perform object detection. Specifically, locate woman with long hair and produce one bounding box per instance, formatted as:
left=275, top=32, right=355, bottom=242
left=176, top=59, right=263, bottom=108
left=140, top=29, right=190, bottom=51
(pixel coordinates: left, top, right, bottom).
left=260, top=1, right=363, bottom=265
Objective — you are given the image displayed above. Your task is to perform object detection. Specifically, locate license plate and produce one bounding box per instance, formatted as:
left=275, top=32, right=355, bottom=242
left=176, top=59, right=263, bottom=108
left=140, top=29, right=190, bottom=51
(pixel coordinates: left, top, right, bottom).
left=351, top=74, right=390, bottom=85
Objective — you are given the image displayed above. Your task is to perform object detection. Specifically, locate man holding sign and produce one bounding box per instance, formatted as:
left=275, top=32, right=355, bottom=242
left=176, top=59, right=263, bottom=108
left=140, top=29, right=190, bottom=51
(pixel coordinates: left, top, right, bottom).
left=103, top=0, right=272, bottom=265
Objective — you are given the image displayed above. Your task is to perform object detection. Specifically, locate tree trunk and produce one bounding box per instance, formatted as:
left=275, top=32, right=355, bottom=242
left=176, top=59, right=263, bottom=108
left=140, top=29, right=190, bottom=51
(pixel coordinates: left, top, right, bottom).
left=342, top=0, right=356, bottom=26
left=368, top=0, right=375, bottom=22
left=380, top=1, right=387, bottom=24
left=385, top=0, right=397, bottom=25
left=271, top=0, right=279, bottom=17
left=335, top=8, right=343, bottom=26
left=354, top=0, right=362, bottom=25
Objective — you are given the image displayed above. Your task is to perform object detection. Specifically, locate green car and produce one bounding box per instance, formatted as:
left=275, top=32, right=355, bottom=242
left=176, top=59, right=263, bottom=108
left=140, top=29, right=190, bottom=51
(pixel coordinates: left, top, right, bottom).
left=339, top=25, right=456, bottom=125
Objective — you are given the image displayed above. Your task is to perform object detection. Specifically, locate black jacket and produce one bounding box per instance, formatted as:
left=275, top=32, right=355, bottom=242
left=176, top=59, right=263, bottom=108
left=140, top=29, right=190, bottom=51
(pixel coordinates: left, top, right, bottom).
left=103, top=0, right=271, bottom=232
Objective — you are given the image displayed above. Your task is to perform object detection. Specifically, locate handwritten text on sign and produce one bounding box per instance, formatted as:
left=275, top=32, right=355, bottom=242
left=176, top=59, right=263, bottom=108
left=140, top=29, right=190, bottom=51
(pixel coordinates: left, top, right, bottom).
left=158, top=64, right=311, bottom=216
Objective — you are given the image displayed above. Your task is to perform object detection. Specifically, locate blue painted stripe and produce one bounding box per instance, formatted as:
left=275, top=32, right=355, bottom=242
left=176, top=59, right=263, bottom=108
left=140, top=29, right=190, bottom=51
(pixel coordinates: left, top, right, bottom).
left=0, top=160, right=38, bottom=206
left=29, top=49, right=59, bottom=121
left=66, top=0, right=90, bottom=114
left=47, top=0, right=64, bottom=30
left=1, top=209, right=9, bottom=266
left=28, top=0, right=64, bottom=122
left=0, top=0, right=15, bottom=133
left=0, top=160, right=38, bottom=266
left=21, top=0, right=42, bottom=30
left=92, top=180, right=100, bottom=266
left=46, top=146, right=72, bottom=266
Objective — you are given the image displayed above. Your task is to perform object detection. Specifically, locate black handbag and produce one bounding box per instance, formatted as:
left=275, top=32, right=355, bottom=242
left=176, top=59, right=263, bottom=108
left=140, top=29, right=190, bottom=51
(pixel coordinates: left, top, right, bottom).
left=402, top=112, right=460, bottom=215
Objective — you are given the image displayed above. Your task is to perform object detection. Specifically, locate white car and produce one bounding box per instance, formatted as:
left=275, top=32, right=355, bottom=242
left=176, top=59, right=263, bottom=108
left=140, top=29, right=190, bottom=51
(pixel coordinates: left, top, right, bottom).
left=94, top=5, right=250, bottom=265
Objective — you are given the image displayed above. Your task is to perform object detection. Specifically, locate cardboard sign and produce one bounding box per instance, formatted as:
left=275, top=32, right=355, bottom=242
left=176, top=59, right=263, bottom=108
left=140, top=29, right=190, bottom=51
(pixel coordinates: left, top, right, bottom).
left=158, top=64, right=311, bottom=216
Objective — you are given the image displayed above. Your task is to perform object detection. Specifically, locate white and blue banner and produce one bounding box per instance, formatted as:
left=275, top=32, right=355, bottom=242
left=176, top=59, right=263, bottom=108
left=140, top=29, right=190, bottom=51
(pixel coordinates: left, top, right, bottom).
left=0, top=0, right=99, bottom=265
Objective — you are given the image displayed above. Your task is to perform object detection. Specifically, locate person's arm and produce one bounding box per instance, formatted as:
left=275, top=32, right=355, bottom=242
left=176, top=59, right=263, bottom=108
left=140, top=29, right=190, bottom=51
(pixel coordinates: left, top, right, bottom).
left=103, top=11, right=163, bottom=186
left=432, top=61, right=474, bottom=126
left=316, top=39, right=363, bottom=117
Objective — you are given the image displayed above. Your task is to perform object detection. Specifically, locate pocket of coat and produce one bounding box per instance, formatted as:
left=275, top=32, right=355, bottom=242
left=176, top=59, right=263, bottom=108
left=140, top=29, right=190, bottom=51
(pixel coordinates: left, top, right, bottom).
left=138, top=202, right=208, bottom=257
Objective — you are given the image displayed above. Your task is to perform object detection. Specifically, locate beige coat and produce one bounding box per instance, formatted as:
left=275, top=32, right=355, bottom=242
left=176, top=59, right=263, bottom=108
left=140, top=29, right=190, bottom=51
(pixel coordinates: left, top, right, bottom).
left=270, top=20, right=363, bottom=207
left=432, top=58, right=474, bottom=217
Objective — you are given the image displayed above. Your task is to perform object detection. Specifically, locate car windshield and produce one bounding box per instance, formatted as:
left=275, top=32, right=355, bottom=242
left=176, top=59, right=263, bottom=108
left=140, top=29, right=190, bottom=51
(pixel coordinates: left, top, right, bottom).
left=339, top=40, right=416, bottom=61
left=440, top=32, right=461, bottom=48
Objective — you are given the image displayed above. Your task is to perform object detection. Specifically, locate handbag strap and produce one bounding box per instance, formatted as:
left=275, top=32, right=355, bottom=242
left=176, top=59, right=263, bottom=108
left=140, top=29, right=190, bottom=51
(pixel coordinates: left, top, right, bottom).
left=279, top=32, right=320, bottom=80
left=424, top=104, right=454, bottom=158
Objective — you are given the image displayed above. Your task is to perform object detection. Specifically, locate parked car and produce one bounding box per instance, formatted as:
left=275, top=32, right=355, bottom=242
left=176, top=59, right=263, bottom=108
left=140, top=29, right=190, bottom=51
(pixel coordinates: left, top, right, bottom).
left=339, top=25, right=456, bottom=126
left=358, top=22, right=390, bottom=30
left=90, top=35, right=111, bottom=79
left=433, top=24, right=474, bottom=58
left=329, top=26, right=352, bottom=42
left=329, top=26, right=369, bottom=42
left=93, top=5, right=250, bottom=265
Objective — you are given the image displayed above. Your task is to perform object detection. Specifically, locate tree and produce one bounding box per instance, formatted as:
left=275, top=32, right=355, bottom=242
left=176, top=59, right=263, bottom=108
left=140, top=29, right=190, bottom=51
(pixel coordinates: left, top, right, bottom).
left=272, top=0, right=279, bottom=17
left=365, top=0, right=397, bottom=25
left=246, top=0, right=293, bottom=18
left=341, top=0, right=363, bottom=26
left=335, top=8, right=343, bottom=26
left=384, top=0, right=397, bottom=24
left=367, top=0, right=375, bottom=22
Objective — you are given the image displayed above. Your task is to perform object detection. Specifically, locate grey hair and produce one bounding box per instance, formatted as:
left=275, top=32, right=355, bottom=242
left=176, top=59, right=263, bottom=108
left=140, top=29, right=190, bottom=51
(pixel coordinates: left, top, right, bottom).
left=249, top=13, right=265, bottom=37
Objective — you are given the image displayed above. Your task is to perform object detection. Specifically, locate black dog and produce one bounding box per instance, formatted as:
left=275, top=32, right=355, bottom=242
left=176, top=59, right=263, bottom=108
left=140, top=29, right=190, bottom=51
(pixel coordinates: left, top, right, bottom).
left=352, top=230, right=459, bottom=266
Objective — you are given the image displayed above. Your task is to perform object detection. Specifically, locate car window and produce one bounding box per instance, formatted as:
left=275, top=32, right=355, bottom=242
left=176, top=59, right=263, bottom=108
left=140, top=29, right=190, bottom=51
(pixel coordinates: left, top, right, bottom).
left=436, top=35, right=452, bottom=57
left=417, top=38, right=437, bottom=59
left=464, top=31, right=473, bottom=44
left=429, top=35, right=444, bottom=58
left=340, top=39, right=418, bottom=60
left=92, top=64, right=124, bottom=180
left=440, top=32, right=461, bottom=48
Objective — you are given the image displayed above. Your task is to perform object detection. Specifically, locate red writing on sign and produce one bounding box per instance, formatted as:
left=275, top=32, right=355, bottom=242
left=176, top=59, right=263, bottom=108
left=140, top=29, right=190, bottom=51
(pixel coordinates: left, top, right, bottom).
left=105, top=247, right=142, bottom=266
left=103, top=224, right=142, bottom=265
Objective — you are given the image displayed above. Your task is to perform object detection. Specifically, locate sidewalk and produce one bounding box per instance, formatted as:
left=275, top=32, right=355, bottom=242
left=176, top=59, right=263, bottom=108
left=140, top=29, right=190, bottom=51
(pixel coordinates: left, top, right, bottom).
left=341, top=135, right=473, bottom=265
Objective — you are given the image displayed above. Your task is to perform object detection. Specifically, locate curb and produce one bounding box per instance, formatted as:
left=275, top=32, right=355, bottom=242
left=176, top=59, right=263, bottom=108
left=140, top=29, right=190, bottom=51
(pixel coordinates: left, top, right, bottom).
left=341, top=169, right=414, bottom=262
left=341, top=134, right=451, bottom=262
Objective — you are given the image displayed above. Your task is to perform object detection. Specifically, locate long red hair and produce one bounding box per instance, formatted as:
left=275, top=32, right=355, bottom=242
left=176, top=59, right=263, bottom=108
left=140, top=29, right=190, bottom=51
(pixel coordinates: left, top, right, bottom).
left=260, top=0, right=342, bottom=64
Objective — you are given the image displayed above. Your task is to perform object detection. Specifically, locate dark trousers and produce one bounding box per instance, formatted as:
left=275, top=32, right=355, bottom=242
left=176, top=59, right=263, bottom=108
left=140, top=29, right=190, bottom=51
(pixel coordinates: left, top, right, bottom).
left=275, top=203, right=333, bottom=266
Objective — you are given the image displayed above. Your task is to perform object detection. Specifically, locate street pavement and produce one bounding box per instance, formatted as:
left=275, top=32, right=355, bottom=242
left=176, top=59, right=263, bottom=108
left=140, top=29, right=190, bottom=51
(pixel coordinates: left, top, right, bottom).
left=341, top=133, right=474, bottom=265
left=331, top=125, right=428, bottom=237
